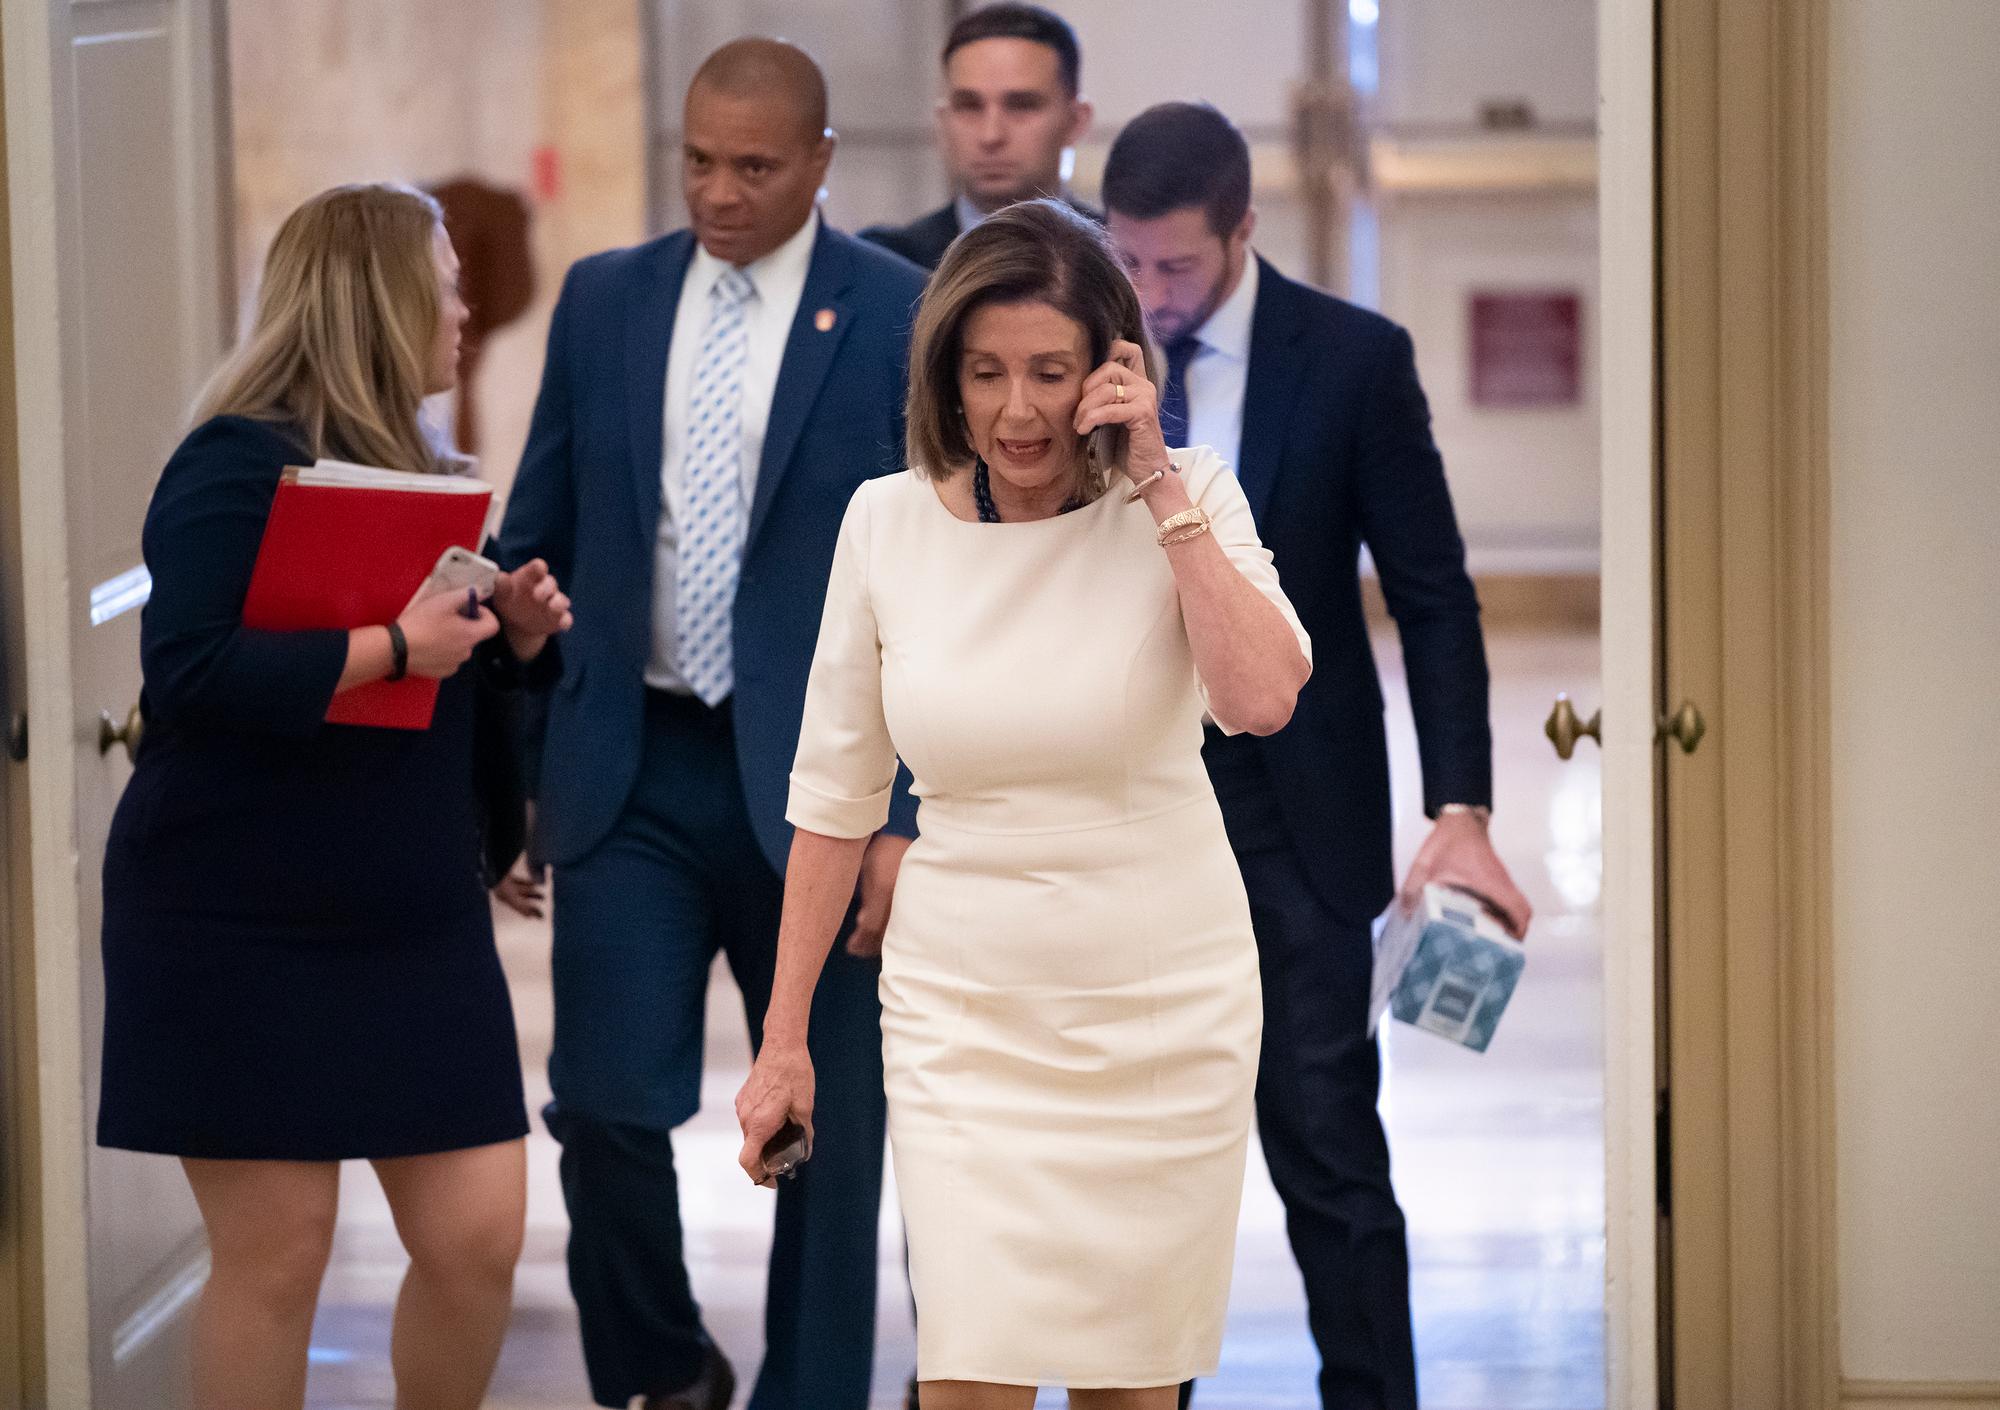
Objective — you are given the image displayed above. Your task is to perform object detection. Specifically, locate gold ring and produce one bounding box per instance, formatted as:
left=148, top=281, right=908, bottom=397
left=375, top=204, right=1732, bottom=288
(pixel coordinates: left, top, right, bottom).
left=1114, top=381, right=1126, bottom=401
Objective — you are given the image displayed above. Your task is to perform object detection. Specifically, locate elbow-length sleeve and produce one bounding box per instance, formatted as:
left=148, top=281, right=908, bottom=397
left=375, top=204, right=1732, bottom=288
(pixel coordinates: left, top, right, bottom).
left=139, top=418, right=350, bottom=738
left=786, top=484, right=899, bottom=838
left=1180, top=446, right=1313, bottom=734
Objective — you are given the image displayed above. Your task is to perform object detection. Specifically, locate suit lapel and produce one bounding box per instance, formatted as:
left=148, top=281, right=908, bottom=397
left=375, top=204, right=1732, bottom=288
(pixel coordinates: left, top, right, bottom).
left=745, top=225, right=855, bottom=553
left=626, top=231, right=696, bottom=552
left=1235, top=258, right=1308, bottom=525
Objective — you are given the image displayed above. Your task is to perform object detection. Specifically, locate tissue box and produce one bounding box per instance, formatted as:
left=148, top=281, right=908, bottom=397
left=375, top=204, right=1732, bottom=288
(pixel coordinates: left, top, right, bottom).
left=1372, top=884, right=1526, bottom=1053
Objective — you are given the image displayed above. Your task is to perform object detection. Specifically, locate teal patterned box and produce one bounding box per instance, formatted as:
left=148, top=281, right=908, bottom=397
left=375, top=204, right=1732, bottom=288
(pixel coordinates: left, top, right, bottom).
left=1371, top=885, right=1526, bottom=1053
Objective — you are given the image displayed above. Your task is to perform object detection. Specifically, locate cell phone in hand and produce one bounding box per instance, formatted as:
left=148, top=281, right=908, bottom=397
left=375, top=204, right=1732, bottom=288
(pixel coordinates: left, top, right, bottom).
left=405, top=545, right=497, bottom=614
left=760, top=1119, right=811, bottom=1181
left=1090, top=423, right=1124, bottom=478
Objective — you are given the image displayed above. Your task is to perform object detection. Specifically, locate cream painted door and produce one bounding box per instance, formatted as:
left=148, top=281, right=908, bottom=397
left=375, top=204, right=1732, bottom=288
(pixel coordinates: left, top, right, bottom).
left=2, top=0, right=231, bottom=1404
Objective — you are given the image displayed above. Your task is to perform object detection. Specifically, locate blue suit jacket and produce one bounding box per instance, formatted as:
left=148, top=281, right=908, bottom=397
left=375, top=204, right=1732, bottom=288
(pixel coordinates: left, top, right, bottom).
left=497, top=223, right=926, bottom=871
left=1229, top=259, right=1492, bottom=926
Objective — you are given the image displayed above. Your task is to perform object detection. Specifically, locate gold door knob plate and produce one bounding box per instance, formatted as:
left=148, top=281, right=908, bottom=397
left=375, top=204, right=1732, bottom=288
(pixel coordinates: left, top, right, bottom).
left=99, top=704, right=144, bottom=762
left=1544, top=694, right=1602, bottom=761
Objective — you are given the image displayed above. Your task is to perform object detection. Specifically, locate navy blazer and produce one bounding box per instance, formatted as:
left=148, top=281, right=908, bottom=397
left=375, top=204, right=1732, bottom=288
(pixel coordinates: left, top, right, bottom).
left=111, top=415, right=527, bottom=931
left=859, top=198, right=1105, bottom=273
left=857, top=204, right=962, bottom=272
left=1230, top=259, right=1492, bottom=926
left=497, top=223, right=926, bottom=871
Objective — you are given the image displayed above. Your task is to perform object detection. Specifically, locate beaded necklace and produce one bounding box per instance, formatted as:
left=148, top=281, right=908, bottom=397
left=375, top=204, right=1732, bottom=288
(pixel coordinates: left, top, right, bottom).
left=972, top=458, right=1088, bottom=523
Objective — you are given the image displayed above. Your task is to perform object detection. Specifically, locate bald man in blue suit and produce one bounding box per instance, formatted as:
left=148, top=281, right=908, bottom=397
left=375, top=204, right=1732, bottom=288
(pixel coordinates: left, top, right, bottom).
left=498, top=39, right=923, bottom=1410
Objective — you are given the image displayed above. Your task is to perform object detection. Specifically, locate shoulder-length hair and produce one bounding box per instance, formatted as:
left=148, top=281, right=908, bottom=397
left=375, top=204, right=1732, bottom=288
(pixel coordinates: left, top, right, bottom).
left=906, top=198, right=1160, bottom=492
left=192, top=182, right=451, bottom=475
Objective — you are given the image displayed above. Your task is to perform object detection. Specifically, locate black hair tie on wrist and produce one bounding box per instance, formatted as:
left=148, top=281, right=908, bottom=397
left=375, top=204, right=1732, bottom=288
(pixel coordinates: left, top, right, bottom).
left=385, top=621, right=409, bottom=682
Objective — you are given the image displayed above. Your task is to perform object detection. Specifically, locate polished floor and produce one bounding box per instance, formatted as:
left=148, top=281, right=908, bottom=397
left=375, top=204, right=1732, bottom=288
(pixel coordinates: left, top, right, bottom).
left=308, top=625, right=1605, bottom=1409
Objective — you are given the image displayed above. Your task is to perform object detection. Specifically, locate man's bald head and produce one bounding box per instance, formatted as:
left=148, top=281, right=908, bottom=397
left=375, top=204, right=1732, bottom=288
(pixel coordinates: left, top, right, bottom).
left=689, top=37, right=829, bottom=143
left=681, top=37, right=838, bottom=266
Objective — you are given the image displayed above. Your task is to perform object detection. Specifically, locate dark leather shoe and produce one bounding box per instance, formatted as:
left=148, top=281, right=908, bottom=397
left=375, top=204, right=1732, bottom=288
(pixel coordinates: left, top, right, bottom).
left=641, top=1343, right=735, bottom=1410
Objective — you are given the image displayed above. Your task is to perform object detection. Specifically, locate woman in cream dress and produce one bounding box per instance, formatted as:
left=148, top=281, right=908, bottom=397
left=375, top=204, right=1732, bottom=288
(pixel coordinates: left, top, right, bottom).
left=736, top=200, right=1311, bottom=1408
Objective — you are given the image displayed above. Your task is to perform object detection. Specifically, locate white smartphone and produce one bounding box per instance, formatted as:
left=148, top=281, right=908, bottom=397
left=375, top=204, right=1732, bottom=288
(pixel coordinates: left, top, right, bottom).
left=405, top=545, right=498, bottom=613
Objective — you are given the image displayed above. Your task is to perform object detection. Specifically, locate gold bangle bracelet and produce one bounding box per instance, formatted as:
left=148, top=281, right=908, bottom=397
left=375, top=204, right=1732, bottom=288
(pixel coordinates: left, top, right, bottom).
left=1155, top=507, right=1211, bottom=546
left=1124, top=467, right=1169, bottom=503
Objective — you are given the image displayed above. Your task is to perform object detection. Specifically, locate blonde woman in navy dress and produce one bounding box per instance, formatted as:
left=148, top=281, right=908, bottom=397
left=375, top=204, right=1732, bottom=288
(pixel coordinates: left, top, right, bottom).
left=736, top=200, right=1312, bottom=1408
left=96, top=184, right=572, bottom=1410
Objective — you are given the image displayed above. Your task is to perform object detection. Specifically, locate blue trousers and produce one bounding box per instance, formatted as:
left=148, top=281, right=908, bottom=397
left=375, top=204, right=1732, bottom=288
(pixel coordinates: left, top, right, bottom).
left=549, top=690, right=886, bottom=1409
left=1205, top=730, right=1417, bottom=1410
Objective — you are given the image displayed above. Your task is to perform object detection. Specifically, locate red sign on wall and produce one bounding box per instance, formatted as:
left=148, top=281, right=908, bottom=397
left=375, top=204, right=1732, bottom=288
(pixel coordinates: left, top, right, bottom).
left=1469, top=291, right=1582, bottom=408
left=531, top=144, right=563, bottom=203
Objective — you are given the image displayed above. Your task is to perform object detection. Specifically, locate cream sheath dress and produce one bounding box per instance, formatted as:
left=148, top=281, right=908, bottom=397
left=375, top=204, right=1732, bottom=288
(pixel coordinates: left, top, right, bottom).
left=786, top=446, right=1310, bottom=1387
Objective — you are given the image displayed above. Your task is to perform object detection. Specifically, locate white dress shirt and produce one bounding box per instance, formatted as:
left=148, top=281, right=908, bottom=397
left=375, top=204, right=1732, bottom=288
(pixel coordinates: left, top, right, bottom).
left=1181, top=254, right=1260, bottom=475
left=647, top=210, right=820, bottom=690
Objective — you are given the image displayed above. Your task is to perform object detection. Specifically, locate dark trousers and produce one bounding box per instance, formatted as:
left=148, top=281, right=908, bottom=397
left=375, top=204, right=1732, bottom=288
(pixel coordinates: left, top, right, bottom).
left=1199, top=731, right=1418, bottom=1410
left=548, top=690, right=887, bottom=1409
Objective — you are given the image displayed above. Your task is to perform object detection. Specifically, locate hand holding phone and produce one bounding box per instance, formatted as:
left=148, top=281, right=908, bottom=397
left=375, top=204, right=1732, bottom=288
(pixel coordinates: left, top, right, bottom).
left=735, top=1048, right=817, bottom=1188
left=1076, top=338, right=1171, bottom=491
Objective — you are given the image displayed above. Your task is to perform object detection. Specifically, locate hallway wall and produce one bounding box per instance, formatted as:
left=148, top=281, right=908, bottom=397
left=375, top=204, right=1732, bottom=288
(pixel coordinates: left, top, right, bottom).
left=227, top=0, right=645, bottom=502
left=1374, top=0, right=1599, bottom=579
left=1827, top=0, right=2000, bottom=1387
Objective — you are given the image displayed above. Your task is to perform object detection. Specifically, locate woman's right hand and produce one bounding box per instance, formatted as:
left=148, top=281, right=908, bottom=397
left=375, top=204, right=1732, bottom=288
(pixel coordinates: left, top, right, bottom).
left=395, top=588, right=500, bottom=679
left=735, top=1043, right=816, bottom=1189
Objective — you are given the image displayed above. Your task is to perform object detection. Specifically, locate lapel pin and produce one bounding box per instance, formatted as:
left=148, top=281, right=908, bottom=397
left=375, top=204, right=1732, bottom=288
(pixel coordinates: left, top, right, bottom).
left=814, top=307, right=837, bottom=333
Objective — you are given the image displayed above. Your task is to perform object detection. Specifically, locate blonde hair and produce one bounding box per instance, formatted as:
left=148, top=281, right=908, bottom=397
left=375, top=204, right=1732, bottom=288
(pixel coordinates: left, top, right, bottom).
left=193, top=182, right=450, bottom=474
left=906, top=199, right=1160, bottom=499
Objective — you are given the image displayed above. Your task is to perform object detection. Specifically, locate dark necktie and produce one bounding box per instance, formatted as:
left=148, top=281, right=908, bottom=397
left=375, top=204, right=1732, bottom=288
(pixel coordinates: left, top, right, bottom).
left=1159, top=334, right=1200, bottom=449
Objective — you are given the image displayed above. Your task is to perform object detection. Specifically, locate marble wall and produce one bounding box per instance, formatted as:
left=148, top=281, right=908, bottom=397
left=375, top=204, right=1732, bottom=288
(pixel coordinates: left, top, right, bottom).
left=227, top=0, right=644, bottom=501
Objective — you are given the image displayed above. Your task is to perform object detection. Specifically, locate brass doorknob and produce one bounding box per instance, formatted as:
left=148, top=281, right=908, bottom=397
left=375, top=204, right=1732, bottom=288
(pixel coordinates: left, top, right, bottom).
left=1657, top=700, right=1707, bottom=754
left=1545, top=693, right=1602, bottom=761
left=98, top=704, right=144, bottom=763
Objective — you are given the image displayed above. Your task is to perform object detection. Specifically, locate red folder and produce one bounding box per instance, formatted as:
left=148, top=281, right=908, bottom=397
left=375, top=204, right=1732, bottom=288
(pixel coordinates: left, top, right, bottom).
left=241, top=461, right=493, bottom=729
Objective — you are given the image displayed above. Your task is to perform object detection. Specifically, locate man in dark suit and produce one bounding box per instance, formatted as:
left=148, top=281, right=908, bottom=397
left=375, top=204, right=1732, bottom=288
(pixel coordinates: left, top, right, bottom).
left=498, top=39, right=925, bottom=1410
left=859, top=2, right=1096, bottom=270
left=1104, top=104, right=1535, bottom=1410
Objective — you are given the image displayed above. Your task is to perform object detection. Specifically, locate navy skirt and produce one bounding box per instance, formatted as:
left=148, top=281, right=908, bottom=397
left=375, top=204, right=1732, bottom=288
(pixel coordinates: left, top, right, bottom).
left=96, top=674, right=529, bottom=1162
left=97, top=900, right=527, bottom=1161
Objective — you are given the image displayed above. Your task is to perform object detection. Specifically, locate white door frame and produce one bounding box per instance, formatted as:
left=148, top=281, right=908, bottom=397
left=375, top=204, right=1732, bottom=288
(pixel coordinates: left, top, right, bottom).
left=4, top=0, right=96, bottom=1396
left=5, top=0, right=231, bottom=1401
left=1598, top=0, right=1660, bottom=1403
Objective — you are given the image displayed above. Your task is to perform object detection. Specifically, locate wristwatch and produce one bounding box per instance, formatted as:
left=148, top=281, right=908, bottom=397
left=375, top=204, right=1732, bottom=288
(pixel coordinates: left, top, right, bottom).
left=1439, top=802, right=1492, bottom=826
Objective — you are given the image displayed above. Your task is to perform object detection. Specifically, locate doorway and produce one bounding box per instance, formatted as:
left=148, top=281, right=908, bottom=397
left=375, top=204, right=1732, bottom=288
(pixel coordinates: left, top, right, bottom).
left=0, top=0, right=1701, bottom=1404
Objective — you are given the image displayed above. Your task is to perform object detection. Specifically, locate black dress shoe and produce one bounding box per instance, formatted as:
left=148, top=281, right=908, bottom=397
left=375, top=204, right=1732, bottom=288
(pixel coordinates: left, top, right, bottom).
left=641, top=1343, right=736, bottom=1410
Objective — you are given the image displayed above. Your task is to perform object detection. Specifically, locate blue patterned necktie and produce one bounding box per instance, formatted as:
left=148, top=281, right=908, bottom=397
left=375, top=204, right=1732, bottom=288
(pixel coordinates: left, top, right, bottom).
left=1160, top=334, right=1201, bottom=448
left=675, top=266, right=755, bottom=704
